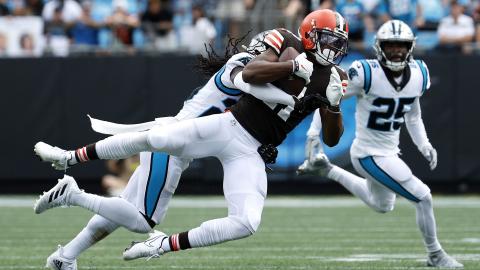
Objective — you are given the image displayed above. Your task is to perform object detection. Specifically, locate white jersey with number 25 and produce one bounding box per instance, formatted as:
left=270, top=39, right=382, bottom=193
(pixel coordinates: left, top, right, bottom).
left=347, top=59, right=431, bottom=158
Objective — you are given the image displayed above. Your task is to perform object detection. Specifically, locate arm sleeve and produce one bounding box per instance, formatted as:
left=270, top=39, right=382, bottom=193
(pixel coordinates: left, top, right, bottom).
left=233, top=71, right=296, bottom=107
left=306, top=109, right=322, bottom=137
left=345, top=60, right=364, bottom=98
left=419, top=60, right=431, bottom=93
left=405, top=97, right=431, bottom=150
left=220, top=52, right=254, bottom=89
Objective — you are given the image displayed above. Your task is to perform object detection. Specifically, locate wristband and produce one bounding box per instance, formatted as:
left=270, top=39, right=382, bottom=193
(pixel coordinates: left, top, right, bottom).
left=327, top=105, right=341, bottom=113
left=291, top=59, right=299, bottom=73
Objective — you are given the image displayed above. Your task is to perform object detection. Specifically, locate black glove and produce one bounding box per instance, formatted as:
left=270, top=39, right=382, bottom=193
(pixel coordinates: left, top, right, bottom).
left=257, top=144, right=278, bottom=164
left=294, top=94, right=330, bottom=113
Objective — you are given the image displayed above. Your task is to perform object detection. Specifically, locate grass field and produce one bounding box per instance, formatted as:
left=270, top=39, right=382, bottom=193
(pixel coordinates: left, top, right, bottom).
left=0, top=196, right=479, bottom=270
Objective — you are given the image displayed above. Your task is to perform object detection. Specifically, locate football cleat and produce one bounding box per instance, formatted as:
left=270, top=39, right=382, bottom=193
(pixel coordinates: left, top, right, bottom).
left=34, top=175, right=81, bottom=214
left=34, top=142, right=71, bottom=171
left=46, top=245, right=77, bottom=270
left=296, top=153, right=333, bottom=178
left=123, top=230, right=168, bottom=261
left=427, top=250, right=464, bottom=268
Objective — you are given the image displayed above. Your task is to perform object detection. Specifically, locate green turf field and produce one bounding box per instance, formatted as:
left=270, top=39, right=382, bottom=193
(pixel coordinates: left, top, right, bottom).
left=0, top=196, right=479, bottom=269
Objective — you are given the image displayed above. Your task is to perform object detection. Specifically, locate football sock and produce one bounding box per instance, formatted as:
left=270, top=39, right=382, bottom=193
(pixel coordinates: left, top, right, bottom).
left=72, top=144, right=98, bottom=164
left=414, top=193, right=442, bottom=253
left=328, top=166, right=376, bottom=207
left=95, top=132, right=153, bottom=160
left=162, top=232, right=191, bottom=252
left=186, top=216, right=253, bottom=248
left=69, top=193, right=151, bottom=233
left=63, top=215, right=119, bottom=259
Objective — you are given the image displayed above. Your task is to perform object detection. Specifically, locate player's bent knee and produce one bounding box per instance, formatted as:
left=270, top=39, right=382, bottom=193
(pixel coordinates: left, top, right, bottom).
left=147, top=126, right=168, bottom=151
left=373, top=201, right=395, bottom=214
left=418, top=192, right=432, bottom=204
left=86, top=216, right=118, bottom=241
left=123, top=215, right=152, bottom=234
left=235, top=212, right=262, bottom=235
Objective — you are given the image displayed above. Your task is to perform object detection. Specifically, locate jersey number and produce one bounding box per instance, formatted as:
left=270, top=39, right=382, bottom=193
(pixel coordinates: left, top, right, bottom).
left=367, top=97, right=415, bottom=131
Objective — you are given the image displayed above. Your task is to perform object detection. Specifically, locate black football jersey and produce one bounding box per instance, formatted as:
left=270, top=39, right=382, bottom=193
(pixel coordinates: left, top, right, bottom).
left=230, top=28, right=344, bottom=146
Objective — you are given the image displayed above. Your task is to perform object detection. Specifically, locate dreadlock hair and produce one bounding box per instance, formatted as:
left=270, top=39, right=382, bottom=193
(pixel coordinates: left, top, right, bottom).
left=193, top=31, right=251, bottom=78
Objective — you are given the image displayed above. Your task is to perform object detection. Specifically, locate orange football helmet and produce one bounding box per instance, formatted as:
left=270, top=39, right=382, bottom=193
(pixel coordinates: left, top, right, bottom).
left=299, top=9, right=349, bottom=65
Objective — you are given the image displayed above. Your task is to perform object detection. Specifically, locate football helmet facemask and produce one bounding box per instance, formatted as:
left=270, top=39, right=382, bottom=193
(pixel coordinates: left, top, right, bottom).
left=299, top=9, right=349, bottom=66
left=374, top=20, right=416, bottom=72
left=244, top=30, right=271, bottom=55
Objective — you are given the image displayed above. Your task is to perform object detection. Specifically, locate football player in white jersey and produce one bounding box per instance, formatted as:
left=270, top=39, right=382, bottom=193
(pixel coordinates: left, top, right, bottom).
left=33, top=33, right=317, bottom=270
left=298, top=20, right=463, bottom=268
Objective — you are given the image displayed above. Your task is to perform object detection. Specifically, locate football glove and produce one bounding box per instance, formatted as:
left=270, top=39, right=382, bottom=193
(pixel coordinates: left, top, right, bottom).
left=420, top=144, right=437, bottom=170
left=257, top=144, right=278, bottom=164
left=292, top=53, right=313, bottom=85
left=294, top=94, right=329, bottom=113
left=326, top=67, right=345, bottom=106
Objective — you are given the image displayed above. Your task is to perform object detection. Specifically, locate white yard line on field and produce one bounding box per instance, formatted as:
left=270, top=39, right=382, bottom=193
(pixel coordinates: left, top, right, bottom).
left=0, top=196, right=480, bottom=208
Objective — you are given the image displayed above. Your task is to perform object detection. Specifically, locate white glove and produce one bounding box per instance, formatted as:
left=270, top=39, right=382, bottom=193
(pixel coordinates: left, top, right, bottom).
left=292, top=53, right=313, bottom=85
left=296, top=135, right=323, bottom=175
left=420, top=144, right=437, bottom=170
left=326, top=67, right=345, bottom=106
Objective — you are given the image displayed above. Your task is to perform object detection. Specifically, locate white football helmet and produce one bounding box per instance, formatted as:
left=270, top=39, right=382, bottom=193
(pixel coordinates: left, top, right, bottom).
left=374, top=20, right=416, bottom=72
left=244, top=30, right=271, bottom=55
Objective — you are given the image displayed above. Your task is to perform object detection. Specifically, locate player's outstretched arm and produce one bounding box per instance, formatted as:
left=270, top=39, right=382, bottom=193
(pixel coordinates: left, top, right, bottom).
left=405, top=98, right=437, bottom=170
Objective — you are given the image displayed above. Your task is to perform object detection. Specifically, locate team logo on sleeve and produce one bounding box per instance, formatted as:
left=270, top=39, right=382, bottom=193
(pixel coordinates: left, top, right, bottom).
left=348, top=67, right=358, bottom=80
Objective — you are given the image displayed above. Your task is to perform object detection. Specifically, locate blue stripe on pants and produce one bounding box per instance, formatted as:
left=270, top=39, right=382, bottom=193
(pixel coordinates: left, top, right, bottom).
left=144, top=152, right=169, bottom=219
left=358, top=156, right=420, bottom=203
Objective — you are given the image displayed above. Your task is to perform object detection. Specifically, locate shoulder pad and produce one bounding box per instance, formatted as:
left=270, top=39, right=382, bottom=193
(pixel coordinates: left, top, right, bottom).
left=414, top=59, right=430, bottom=94
left=348, top=60, right=369, bottom=93
left=263, top=29, right=286, bottom=55
left=227, top=52, right=254, bottom=66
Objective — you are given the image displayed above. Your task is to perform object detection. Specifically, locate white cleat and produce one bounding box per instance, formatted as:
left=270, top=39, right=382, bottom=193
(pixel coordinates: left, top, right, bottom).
left=34, top=175, right=81, bottom=214
left=123, top=230, right=168, bottom=261
left=296, top=153, right=333, bottom=178
left=427, top=250, right=464, bottom=268
left=34, top=142, right=71, bottom=171
left=46, top=245, right=77, bottom=270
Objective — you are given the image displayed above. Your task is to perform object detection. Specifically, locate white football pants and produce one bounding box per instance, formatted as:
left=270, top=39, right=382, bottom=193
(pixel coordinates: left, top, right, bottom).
left=64, top=112, right=267, bottom=258
left=351, top=155, right=430, bottom=209
left=96, top=112, right=267, bottom=246
left=329, top=155, right=441, bottom=253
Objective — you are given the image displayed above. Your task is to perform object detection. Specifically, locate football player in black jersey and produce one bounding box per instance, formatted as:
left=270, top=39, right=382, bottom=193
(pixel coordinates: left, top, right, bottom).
left=32, top=9, right=349, bottom=263
left=233, top=9, right=349, bottom=147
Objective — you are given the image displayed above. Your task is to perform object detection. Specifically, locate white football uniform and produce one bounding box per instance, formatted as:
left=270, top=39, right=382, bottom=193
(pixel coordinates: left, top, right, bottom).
left=175, top=52, right=252, bottom=120
left=349, top=59, right=430, bottom=158
left=346, top=58, right=432, bottom=202
left=122, top=52, right=254, bottom=224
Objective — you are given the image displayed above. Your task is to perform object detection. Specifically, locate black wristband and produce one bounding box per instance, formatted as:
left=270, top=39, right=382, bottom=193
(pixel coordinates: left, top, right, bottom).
left=327, top=105, right=341, bottom=113
left=291, top=59, right=299, bottom=73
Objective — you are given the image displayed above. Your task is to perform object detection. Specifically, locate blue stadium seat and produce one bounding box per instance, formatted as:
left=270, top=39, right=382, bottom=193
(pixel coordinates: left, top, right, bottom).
left=416, top=31, right=439, bottom=49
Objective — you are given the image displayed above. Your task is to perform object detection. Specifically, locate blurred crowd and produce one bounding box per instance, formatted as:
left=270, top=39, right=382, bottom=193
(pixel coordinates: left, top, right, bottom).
left=0, top=0, right=480, bottom=57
